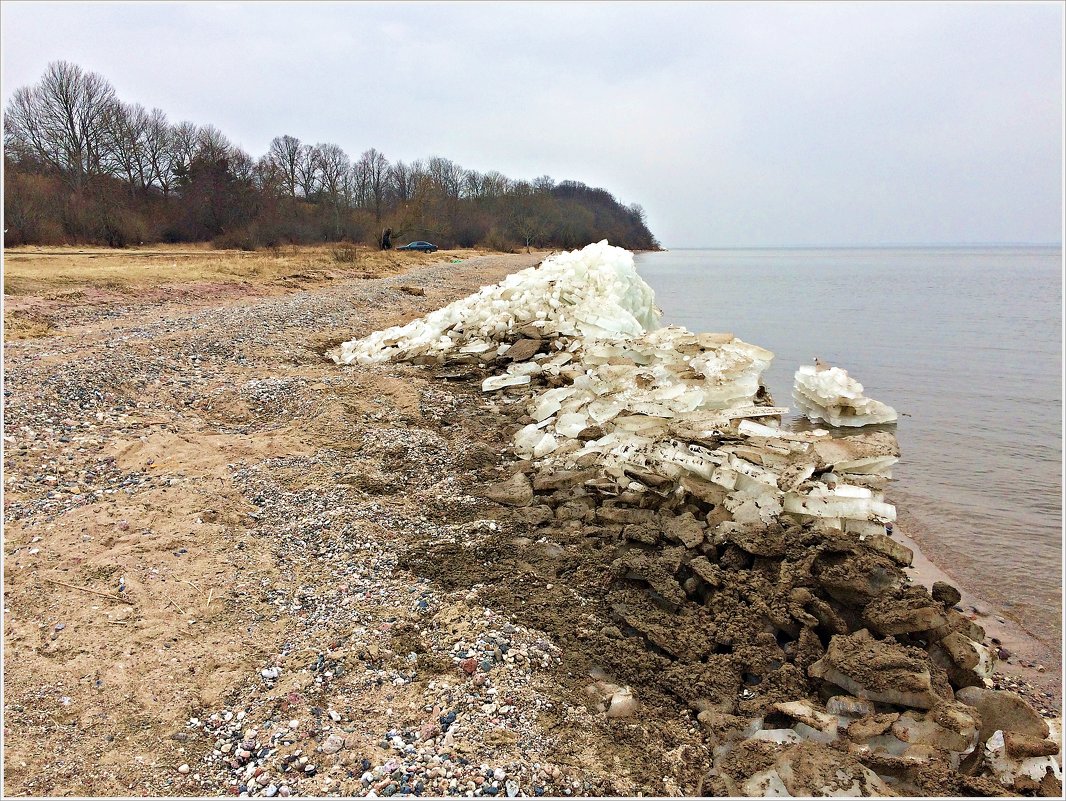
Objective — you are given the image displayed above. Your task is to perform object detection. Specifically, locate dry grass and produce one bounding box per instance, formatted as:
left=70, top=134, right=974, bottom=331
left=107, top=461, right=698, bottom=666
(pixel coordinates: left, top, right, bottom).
left=2, top=243, right=493, bottom=296
left=3, top=310, right=57, bottom=340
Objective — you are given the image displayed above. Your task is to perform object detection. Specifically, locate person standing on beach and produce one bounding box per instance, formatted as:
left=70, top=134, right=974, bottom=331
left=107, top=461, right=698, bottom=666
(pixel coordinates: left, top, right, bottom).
left=380, top=227, right=392, bottom=250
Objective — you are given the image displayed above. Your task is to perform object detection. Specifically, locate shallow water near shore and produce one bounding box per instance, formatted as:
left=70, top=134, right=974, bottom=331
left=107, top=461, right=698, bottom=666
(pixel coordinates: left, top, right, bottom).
left=636, top=245, right=1063, bottom=649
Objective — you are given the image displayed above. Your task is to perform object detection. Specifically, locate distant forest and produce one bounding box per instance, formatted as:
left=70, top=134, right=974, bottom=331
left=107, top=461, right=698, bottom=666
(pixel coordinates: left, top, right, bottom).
left=3, top=61, right=660, bottom=251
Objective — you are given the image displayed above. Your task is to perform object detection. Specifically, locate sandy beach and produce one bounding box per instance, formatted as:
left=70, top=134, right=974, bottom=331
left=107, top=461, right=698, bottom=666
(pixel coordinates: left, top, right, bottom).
left=2, top=247, right=1060, bottom=796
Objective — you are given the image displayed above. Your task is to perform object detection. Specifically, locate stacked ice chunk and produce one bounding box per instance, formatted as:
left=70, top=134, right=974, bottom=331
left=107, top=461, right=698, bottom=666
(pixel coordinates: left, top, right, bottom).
left=329, top=240, right=659, bottom=366
left=334, top=241, right=900, bottom=535
left=793, top=364, right=898, bottom=427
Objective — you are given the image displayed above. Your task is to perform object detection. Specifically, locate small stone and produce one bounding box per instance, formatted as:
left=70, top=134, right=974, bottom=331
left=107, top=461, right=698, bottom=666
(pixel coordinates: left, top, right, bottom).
left=288, top=719, right=300, bottom=729
left=262, top=784, right=278, bottom=797
left=177, top=764, right=190, bottom=774
left=321, top=734, right=345, bottom=754
left=493, top=768, right=506, bottom=782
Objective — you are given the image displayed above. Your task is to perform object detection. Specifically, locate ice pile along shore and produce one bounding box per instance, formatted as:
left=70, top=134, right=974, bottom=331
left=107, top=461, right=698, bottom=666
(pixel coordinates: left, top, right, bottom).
left=332, top=242, right=1060, bottom=797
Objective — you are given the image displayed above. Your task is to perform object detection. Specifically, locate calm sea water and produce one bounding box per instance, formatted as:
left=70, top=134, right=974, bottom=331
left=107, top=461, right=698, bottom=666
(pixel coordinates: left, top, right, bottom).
left=635, top=247, right=1063, bottom=646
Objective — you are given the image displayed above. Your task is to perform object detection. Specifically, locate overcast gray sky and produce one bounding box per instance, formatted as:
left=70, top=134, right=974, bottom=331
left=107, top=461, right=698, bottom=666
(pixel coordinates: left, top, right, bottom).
left=2, top=1, right=1062, bottom=247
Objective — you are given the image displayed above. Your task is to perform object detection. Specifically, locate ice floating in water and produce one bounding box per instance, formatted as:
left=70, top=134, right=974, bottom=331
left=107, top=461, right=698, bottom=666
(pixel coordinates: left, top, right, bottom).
left=793, top=364, right=898, bottom=428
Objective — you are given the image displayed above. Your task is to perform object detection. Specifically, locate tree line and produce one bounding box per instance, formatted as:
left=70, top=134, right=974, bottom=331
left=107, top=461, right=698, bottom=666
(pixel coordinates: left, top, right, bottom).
left=3, top=61, right=660, bottom=251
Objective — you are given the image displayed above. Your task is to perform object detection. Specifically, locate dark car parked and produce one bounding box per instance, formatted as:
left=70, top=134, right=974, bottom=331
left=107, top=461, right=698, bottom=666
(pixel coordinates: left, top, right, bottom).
left=397, top=241, right=438, bottom=253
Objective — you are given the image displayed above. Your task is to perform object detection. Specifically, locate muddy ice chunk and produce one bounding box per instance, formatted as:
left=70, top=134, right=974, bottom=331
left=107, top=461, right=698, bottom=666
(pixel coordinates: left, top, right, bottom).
left=605, top=686, right=640, bottom=718
left=622, top=523, right=660, bottom=545
left=1002, top=731, right=1061, bottom=759
left=793, top=364, right=898, bottom=428
left=891, top=704, right=979, bottom=754
left=662, top=512, right=705, bottom=549
left=814, top=553, right=902, bottom=607
left=863, top=590, right=948, bottom=636
left=597, top=505, right=658, bottom=525
left=688, top=556, right=725, bottom=587
left=846, top=713, right=900, bottom=743
left=985, top=730, right=1063, bottom=790
left=808, top=629, right=941, bottom=709
left=810, top=431, right=900, bottom=473
left=482, top=472, right=534, bottom=507
left=532, top=467, right=598, bottom=492
left=749, top=728, right=804, bottom=745
left=611, top=552, right=687, bottom=610
left=935, top=631, right=988, bottom=673
left=861, top=533, right=913, bottom=567
left=720, top=522, right=788, bottom=558
left=955, top=687, right=1050, bottom=742
left=773, top=741, right=896, bottom=796
left=826, top=695, right=875, bottom=719
left=740, top=768, right=791, bottom=796
left=501, top=338, right=543, bottom=362
left=773, top=700, right=839, bottom=735
left=930, top=580, right=962, bottom=608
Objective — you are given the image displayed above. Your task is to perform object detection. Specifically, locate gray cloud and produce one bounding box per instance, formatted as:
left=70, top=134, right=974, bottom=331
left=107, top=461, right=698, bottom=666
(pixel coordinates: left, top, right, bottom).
left=2, top=1, right=1061, bottom=246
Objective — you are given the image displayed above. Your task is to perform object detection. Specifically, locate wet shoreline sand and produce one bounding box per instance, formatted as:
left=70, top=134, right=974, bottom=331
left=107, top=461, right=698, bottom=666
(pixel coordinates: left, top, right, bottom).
left=2, top=247, right=1060, bottom=796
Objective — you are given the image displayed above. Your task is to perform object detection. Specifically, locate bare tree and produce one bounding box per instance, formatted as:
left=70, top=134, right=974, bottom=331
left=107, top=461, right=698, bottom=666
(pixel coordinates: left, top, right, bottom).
left=196, top=124, right=232, bottom=164
left=167, top=121, right=200, bottom=181
left=266, top=134, right=302, bottom=198
left=3, top=60, right=118, bottom=187
left=426, top=156, right=464, bottom=199
left=228, top=146, right=257, bottom=183
left=532, top=174, right=556, bottom=194
left=295, top=143, right=320, bottom=200
left=143, top=108, right=174, bottom=194
left=356, top=147, right=390, bottom=221
left=482, top=170, right=511, bottom=199
left=461, top=169, right=484, bottom=199
left=105, top=101, right=151, bottom=189
left=389, top=160, right=412, bottom=204
left=315, top=142, right=350, bottom=204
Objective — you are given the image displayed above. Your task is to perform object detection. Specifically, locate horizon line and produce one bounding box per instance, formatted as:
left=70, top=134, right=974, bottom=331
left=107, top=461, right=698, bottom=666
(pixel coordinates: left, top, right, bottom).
left=661, top=242, right=1063, bottom=251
